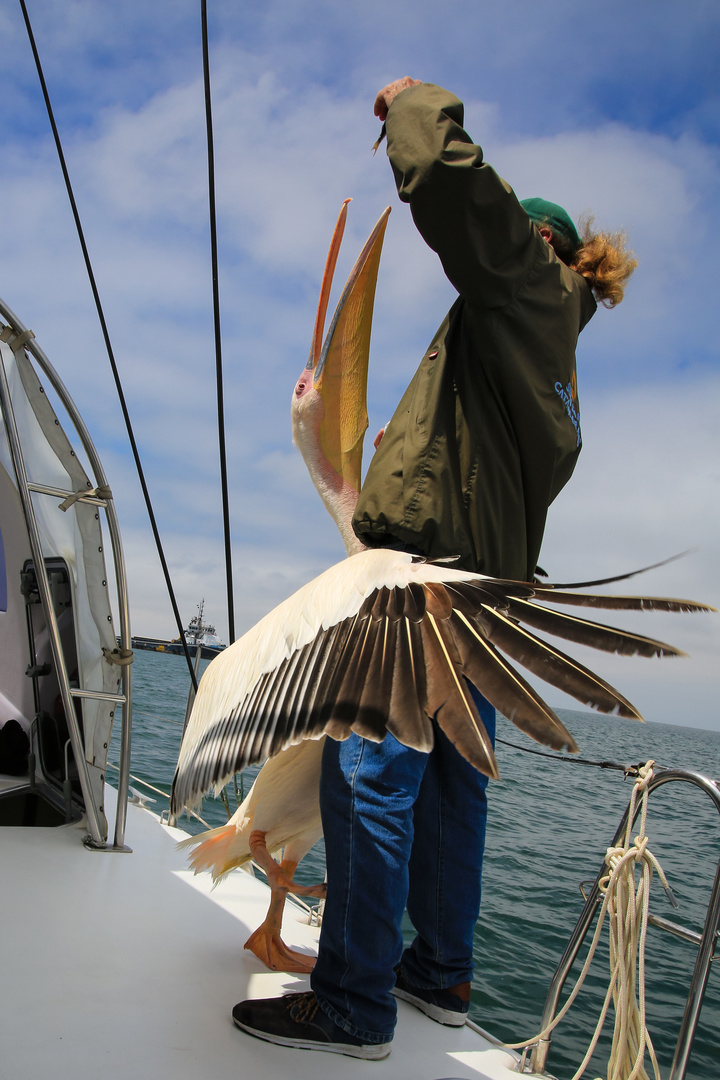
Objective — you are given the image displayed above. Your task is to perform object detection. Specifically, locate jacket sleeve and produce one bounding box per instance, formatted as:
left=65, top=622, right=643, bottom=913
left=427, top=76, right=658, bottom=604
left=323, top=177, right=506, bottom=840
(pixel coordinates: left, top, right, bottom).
left=385, top=83, right=539, bottom=309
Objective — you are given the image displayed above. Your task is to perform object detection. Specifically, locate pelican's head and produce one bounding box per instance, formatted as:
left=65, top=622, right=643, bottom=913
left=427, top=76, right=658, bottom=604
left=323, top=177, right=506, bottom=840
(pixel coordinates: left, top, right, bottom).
left=292, top=199, right=391, bottom=509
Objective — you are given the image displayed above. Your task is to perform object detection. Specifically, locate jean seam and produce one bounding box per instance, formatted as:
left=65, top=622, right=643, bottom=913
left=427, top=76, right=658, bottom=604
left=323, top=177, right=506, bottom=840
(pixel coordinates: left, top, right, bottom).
left=338, top=738, right=364, bottom=1001
left=315, top=993, right=393, bottom=1044
left=434, top=786, right=445, bottom=985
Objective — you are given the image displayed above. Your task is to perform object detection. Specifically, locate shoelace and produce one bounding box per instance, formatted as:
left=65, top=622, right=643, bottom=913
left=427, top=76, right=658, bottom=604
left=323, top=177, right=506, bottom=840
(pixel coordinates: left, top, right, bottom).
left=288, top=991, right=321, bottom=1024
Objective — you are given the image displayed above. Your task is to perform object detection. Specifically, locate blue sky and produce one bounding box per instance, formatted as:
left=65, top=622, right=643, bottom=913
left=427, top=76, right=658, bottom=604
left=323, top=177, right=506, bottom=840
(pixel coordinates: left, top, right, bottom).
left=1, top=0, right=718, bottom=731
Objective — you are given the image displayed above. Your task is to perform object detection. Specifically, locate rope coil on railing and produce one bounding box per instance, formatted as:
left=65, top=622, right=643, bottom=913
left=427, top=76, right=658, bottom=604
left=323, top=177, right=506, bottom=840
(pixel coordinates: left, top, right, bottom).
left=507, top=761, right=670, bottom=1080
left=0, top=324, right=35, bottom=351
left=102, top=646, right=134, bottom=667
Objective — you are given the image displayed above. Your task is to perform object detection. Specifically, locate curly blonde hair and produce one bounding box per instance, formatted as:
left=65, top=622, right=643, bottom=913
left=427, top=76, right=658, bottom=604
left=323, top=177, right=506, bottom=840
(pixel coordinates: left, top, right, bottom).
left=549, top=214, right=637, bottom=308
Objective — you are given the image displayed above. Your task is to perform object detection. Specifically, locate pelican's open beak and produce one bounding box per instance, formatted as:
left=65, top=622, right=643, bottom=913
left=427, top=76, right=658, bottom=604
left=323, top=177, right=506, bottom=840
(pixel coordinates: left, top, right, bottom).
left=308, top=201, right=391, bottom=495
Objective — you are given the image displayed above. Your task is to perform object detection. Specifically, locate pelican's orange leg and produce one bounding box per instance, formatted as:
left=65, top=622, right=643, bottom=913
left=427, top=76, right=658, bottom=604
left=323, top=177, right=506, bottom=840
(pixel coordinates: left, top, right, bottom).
left=243, top=830, right=326, bottom=974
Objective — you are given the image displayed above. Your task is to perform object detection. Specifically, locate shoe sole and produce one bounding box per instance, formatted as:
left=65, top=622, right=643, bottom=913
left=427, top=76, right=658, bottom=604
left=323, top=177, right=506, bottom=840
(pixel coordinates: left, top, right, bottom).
left=233, top=1016, right=392, bottom=1060
left=392, top=986, right=467, bottom=1027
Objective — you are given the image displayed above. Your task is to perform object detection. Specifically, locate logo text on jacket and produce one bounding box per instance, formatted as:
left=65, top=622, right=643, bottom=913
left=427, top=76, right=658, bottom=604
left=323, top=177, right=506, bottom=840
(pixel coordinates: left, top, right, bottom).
left=554, top=377, right=581, bottom=448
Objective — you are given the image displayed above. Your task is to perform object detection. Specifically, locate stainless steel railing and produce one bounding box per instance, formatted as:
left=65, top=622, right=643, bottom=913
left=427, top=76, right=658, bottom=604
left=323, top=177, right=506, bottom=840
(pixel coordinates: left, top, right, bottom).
left=530, top=767, right=720, bottom=1079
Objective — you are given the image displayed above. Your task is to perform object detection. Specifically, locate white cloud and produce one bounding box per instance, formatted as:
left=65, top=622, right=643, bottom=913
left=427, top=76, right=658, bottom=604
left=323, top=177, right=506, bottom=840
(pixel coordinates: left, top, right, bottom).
left=2, top=4, right=717, bottom=735
left=539, top=376, right=720, bottom=728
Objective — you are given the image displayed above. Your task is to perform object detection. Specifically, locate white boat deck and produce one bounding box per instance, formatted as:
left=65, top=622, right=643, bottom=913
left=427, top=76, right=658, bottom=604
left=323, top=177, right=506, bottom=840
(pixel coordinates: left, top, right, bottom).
left=0, top=783, right=544, bottom=1080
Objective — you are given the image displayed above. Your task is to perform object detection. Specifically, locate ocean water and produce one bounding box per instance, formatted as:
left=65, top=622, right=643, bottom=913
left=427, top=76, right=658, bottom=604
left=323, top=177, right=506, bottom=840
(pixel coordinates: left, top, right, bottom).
left=113, top=648, right=720, bottom=1079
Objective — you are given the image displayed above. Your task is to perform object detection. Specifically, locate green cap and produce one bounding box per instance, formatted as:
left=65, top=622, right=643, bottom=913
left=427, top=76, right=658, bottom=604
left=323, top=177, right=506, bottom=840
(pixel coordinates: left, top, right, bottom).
left=520, top=197, right=581, bottom=253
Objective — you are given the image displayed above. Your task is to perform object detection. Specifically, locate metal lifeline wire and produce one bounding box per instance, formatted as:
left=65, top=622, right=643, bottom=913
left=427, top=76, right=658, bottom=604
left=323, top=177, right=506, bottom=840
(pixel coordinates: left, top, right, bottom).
left=495, top=735, right=655, bottom=778
left=105, top=761, right=211, bottom=829
left=104, top=760, right=317, bottom=918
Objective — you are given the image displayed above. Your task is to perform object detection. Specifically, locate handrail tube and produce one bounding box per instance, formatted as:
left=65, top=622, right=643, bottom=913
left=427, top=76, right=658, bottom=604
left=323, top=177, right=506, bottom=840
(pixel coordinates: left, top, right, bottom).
left=0, top=297, right=133, bottom=848
left=27, top=481, right=109, bottom=505
left=530, top=768, right=720, bottom=1078
left=669, top=840, right=720, bottom=1080
left=646, top=913, right=703, bottom=947
left=69, top=688, right=127, bottom=703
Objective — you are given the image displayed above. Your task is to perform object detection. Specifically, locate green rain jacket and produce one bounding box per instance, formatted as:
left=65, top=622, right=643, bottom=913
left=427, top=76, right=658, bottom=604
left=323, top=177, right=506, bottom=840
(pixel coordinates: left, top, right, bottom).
left=352, top=84, right=596, bottom=581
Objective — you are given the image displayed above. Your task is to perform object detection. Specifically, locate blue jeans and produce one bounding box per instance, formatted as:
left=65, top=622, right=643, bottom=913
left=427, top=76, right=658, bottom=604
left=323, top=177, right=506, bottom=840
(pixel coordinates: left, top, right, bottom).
left=311, top=686, right=495, bottom=1043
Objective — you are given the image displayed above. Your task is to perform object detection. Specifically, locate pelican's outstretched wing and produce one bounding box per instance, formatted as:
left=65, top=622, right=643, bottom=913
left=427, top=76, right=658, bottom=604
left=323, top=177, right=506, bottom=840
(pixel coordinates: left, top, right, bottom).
left=169, top=549, right=713, bottom=817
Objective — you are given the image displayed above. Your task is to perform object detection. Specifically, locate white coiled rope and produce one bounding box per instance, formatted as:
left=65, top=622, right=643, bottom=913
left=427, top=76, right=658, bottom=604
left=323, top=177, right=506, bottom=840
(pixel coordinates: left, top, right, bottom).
left=508, top=761, right=671, bottom=1080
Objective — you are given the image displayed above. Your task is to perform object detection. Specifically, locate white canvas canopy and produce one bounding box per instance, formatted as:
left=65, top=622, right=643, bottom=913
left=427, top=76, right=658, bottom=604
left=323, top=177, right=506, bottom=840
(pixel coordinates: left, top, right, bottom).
left=0, top=310, right=130, bottom=842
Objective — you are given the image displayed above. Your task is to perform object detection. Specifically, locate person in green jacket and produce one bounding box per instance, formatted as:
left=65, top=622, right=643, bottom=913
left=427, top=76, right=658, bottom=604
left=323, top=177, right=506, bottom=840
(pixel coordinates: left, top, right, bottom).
left=233, top=77, right=636, bottom=1060
left=354, top=78, right=633, bottom=582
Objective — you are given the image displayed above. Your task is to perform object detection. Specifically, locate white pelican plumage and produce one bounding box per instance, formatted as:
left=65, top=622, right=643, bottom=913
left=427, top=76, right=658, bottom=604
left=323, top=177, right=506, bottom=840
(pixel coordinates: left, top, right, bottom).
left=172, top=201, right=713, bottom=974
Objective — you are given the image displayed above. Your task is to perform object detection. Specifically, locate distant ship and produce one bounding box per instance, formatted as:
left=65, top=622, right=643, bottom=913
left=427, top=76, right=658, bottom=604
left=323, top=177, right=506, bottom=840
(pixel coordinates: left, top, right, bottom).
left=132, top=599, right=226, bottom=659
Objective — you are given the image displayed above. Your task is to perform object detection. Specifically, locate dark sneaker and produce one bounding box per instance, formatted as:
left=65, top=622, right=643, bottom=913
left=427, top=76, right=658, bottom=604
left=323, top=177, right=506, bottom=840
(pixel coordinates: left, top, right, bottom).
left=392, top=967, right=469, bottom=1026
left=232, top=991, right=392, bottom=1060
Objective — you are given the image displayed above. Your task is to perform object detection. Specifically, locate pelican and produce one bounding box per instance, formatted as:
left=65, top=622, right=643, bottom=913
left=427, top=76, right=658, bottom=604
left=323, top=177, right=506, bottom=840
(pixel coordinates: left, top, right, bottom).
left=172, top=201, right=713, bottom=974
left=176, top=200, right=387, bottom=972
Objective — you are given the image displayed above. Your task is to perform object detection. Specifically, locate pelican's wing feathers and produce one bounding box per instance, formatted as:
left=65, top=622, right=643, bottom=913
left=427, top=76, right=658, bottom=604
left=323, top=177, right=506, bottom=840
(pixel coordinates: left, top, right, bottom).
left=531, top=589, right=715, bottom=614
left=170, top=549, right=711, bottom=817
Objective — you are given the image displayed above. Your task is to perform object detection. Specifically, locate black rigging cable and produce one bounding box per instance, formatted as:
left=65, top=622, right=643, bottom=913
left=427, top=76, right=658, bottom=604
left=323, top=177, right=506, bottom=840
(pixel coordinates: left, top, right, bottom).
left=201, top=0, right=236, bottom=644
left=18, top=0, right=198, bottom=690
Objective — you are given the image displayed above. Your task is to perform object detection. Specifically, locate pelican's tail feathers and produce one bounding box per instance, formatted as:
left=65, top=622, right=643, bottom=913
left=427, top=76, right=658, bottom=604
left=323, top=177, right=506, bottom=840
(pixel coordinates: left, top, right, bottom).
left=178, top=823, right=252, bottom=884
